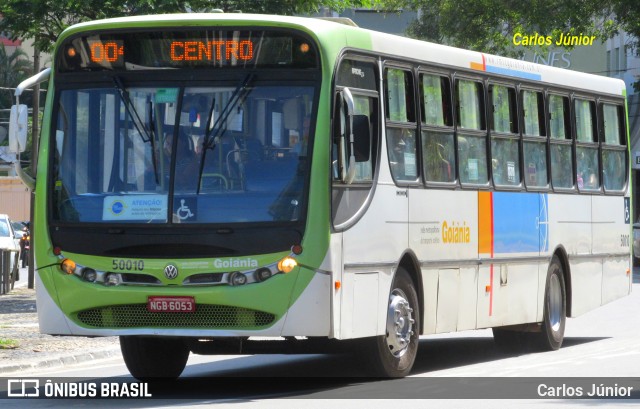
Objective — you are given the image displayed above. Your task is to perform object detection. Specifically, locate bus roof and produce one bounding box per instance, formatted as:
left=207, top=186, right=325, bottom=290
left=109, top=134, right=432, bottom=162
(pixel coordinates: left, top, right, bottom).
left=58, top=13, right=625, bottom=97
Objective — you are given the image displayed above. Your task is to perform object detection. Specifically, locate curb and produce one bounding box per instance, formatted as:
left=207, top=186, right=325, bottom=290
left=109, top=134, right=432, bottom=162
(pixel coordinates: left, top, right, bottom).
left=0, top=348, right=122, bottom=374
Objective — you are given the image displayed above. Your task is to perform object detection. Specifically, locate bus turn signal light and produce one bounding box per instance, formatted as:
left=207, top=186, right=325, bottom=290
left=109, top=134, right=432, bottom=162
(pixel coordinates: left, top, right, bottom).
left=61, top=258, right=77, bottom=275
left=277, top=256, right=298, bottom=273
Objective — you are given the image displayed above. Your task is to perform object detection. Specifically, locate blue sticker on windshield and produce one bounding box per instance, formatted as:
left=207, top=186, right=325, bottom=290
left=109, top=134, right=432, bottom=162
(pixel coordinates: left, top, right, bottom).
left=111, top=201, right=125, bottom=215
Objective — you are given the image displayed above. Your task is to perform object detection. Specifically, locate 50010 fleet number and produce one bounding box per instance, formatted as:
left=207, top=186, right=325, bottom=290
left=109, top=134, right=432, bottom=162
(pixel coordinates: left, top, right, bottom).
left=111, top=259, right=144, bottom=271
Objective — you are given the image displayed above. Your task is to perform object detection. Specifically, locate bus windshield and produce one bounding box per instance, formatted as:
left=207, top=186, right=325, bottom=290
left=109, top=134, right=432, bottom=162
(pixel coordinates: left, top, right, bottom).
left=51, top=82, right=315, bottom=225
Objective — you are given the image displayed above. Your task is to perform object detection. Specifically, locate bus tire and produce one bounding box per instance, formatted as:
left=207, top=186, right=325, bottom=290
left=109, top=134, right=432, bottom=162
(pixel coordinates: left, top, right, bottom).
left=359, top=267, right=419, bottom=377
left=120, top=336, right=189, bottom=380
left=534, top=256, right=566, bottom=351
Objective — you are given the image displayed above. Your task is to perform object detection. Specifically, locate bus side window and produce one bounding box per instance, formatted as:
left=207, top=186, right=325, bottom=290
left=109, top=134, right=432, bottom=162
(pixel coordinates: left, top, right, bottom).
left=522, top=89, right=548, bottom=188
left=421, top=73, right=455, bottom=183
left=601, top=103, right=626, bottom=192
left=385, top=67, right=417, bottom=183
left=489, top=84, right=520, bottom=187
left=574, top=98, right=599, bottom=191
left=549, top=94, right=573, bottom=189
left=456, top=79, right=487, bottom=185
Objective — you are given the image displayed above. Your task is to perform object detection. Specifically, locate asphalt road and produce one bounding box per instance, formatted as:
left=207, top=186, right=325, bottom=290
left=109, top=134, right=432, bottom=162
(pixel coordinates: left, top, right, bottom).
left=3, top=272, right=639, bottom=407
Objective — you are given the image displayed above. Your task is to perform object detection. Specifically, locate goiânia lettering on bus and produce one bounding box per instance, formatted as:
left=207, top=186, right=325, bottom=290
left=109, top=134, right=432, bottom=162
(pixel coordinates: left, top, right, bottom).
left=442, top=221, right=471, bottom=244
left=213, top=258, right=259, bottom=269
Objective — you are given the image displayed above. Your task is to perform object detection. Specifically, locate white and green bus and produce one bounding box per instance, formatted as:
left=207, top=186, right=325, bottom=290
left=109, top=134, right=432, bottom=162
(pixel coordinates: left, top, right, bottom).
left=8, top=13, right=631, bottom=379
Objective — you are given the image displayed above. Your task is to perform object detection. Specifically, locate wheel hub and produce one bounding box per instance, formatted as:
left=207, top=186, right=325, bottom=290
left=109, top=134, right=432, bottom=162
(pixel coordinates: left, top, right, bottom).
left=548, top=274, right=562, bottom=332
left=385, top=289, right=415, bottom=357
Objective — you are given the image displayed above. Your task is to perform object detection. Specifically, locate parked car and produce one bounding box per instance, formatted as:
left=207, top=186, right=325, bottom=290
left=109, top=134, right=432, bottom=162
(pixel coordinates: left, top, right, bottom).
left=11, top=220, right=26, bottom=239
left=0, top=214, right=21, bottom=280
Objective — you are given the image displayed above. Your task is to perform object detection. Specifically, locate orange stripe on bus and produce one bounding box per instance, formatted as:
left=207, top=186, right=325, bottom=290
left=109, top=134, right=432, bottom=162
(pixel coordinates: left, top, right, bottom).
left=470, top=61, right=485, bottom=71
left=478, top=191, right=493, bottom=255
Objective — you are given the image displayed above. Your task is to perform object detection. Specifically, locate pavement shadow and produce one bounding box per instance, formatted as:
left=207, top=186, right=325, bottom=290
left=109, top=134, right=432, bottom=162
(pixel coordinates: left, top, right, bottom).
left=412, top=335, right=608, bottom=373
left=0, top=290, right=37, bottom=314
left=179, top=334, right=609, bottom=379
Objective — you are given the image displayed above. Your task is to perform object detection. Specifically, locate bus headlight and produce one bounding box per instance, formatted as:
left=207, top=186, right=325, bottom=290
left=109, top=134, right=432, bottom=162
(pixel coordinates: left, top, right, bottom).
left=104, top=273, right=120, bottom=286
left=82, top=268, right=97, bottom=282
left=229, top=271, right=247, bottom=286
left=254, top=267, right=273, bottom=282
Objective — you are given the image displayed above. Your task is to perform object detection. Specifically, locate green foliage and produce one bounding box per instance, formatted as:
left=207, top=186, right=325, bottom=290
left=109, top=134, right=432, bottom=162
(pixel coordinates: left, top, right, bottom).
left=0, top=0, right=375, bottom=54
left=393, top=0, right=611, bottom=58
left=194, top=0, right=373, bottom=14
left=0, top=45, right=33, bottom=148
left=382, top=0, right=640, bottom=77
left=0, top=45, right=32, bottom=111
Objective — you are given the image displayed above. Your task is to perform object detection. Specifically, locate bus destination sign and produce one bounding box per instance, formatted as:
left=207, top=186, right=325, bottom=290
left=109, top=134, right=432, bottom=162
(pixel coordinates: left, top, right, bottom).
left=87, top=40, right=255, bottom=65
left=58, top=30, right=317, bottom=71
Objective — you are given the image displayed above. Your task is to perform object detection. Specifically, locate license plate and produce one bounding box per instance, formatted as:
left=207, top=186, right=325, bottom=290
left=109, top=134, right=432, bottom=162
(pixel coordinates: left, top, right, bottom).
left=147, top=296, right=196, bottom=313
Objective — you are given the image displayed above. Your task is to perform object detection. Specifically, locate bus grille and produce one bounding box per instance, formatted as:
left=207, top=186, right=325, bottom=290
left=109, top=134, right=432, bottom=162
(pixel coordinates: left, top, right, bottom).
left=76, top=304, right=275, bottom=329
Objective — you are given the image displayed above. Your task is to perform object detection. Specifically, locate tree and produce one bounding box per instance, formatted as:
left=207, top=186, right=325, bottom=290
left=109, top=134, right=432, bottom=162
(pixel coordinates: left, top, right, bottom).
left=0, top=45, right=32, bottom=109
left=388, top=0, right=616, bottom=58
left=0, top=0, right=376, bottom=54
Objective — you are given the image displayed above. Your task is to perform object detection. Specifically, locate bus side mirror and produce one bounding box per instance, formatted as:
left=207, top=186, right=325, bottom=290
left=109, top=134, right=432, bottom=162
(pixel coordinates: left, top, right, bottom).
left=8, top=104, right=28, bottom=153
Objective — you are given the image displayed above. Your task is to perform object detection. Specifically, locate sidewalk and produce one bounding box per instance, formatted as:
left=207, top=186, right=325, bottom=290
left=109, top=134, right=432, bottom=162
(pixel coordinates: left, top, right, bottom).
left=0, top=285, right=121, bottom=374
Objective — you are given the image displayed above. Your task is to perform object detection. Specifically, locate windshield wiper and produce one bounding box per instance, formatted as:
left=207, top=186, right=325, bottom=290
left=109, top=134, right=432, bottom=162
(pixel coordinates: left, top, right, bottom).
left=197, top=74, right=254, bottom=193
left=112, top=76, right=159, bottom=184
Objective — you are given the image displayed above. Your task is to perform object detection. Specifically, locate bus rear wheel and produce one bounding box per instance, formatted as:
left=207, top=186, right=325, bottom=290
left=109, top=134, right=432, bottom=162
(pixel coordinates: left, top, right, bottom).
left=492, top=256, right=566, bottom=353
left=534, top=255, right=566, bottom=351
left=120, top=336, right=190, bottom=380
left=359, top=267, right=419, bottom=377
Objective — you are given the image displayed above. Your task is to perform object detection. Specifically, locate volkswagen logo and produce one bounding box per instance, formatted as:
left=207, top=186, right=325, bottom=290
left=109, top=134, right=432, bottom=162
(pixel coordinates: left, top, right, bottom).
left=164, top=264, right=179, bottom=280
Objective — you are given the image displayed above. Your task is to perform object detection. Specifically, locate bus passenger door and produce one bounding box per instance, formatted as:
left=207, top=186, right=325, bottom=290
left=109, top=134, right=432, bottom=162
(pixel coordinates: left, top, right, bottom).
left=331, top=57, right=387, bottom=339
left=332, top=88, right=387, bottom=338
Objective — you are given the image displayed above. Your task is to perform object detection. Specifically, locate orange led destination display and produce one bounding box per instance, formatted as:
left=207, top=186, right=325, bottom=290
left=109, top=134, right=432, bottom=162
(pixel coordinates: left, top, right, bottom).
left=170, top=40, right=254, bottom=62
left=89, top=41, right=124, bottom=63
left=60, top=31, right=317, bottom=72
left=86, top=40, right=254, bottom=65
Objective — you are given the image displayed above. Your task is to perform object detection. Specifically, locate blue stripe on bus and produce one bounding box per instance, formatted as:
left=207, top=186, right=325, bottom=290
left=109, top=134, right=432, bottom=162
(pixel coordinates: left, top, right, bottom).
left=492, top=192, right=548, bottom=254
left=485, top=65, right=542, bottom=81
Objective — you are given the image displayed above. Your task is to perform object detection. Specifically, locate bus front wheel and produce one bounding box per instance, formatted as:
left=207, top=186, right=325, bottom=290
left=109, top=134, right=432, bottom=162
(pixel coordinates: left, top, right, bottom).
left=359, top=267, right=419, bottom=377
left=120, top=336, right=190, bottom=380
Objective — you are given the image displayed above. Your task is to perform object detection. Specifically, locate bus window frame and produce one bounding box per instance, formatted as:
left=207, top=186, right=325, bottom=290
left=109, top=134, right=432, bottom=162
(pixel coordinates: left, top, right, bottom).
left=598, top=98, right=628, bottom=195
left=488, top=81, right=522, bottom=191
left=453, top=74, right=490, bottom=190
left=383, top=61, right=420, bottom=186
left=418, top=68, right=457, bottom=188
left=572, top=94, right=601, bottom=194
left=547, top=91, right=576, bottom=193
left=520, top=86, right=550, bottom=192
